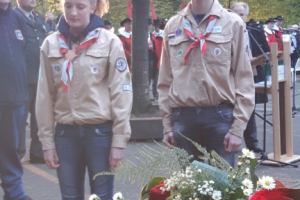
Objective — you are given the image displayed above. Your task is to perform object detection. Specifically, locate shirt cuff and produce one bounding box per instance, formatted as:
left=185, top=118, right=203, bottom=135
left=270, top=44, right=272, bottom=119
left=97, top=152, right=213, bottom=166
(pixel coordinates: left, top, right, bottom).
left=111, top=134, right=129, bottom=148
left=40, top=136, right=56, bottom=150
left=228, top=119, right=247, bottom=138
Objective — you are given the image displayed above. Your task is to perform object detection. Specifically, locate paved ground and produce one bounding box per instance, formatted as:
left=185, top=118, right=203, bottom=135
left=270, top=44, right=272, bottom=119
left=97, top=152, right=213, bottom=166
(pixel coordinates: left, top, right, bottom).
left=1, top=74, right=300, bottom=200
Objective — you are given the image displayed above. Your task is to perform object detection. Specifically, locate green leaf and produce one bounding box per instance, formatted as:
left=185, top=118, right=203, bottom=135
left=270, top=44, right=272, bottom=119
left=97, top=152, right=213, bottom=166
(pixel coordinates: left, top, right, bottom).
left=249, top=158, right=259, bottom=188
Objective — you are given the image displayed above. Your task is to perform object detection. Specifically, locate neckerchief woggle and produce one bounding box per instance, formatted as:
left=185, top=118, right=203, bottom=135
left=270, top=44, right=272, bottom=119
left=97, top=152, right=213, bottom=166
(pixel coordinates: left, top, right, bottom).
left=183, top=15, right=218, bottom=64
left=58, top=30, right=100, bottom=92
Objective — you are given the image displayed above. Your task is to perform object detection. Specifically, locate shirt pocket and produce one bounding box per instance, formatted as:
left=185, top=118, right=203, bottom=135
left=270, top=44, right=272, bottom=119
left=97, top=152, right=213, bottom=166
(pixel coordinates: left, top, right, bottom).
left=205, top=35, right=231, bottom=66
left=168, top=36, right=191, bottom=69
left=83, top=48, right=109, bottom=80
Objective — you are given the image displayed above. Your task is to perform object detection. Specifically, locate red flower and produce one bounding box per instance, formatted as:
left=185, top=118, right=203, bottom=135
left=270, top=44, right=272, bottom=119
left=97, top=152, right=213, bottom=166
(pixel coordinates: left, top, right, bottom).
left=149, top=181, right=170, bottom=200
left=249, top=188, right=300, bottom=200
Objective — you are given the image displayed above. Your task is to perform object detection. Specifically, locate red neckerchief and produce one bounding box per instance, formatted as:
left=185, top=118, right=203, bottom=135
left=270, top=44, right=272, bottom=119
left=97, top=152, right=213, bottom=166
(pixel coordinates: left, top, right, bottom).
left=58, top=30, right=99, bottom=92
left=183, top=15, right=218, bottom=64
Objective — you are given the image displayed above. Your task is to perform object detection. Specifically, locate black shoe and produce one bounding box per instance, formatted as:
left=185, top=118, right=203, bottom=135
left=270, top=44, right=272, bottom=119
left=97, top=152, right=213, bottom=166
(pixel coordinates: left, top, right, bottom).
left=29, top=154, right=44, bottom=164
left=20, top=196, right=33, bottom=200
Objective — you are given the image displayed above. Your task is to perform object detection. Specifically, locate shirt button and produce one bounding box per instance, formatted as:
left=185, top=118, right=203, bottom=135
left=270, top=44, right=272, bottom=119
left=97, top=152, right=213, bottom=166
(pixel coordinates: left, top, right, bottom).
left=37, top=37, right=39, bottom=40
left=35, top=29, right=37, bottom=31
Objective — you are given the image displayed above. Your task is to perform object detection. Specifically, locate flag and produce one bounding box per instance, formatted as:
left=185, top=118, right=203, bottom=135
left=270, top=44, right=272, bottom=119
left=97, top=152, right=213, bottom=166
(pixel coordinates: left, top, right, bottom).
left=127, top=0, right=132, bottom=18
left=181, top=0, right=185, bottom=9
left=150, top=1, right=157, bottom=20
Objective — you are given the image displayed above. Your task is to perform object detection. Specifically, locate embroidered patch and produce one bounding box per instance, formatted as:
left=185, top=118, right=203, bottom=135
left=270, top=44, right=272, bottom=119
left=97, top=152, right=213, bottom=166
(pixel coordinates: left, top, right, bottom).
left=212, top=26, right=222, bottom=34
left=175, top=29, right=182, bottom=36
left=116, top=58, right=127, bottom=72
left=168, top=32, right=175, bottom=39
left=214, top=48, right=222, bottom=57
left=97, top=39, right=105, bottom=46
left=123, top=84, right=132, bottom=92
left=177, top=49, right=184, bottom=58
left=53, top=65, right=61, bottom=72
left=91, top=65, right=100, bottom=74
left=15, top=30, right=24, bottom=40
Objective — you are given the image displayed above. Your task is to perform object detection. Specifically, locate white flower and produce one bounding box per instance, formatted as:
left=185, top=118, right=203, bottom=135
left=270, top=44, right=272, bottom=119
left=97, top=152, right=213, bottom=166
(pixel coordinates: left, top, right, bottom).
left=258, top=176, right=276, bottom=190
left=209, top=180, right=215, bottom=184
left=212, top=190, right=222, bottom=200
left=113, top=192, right=123, bottom=200
left=245, top=167, right=250, bottom=174
left=242, top=148, right=256, bottom=159
left=242, top=178, right=254, bottom=189
left=89, top=194, right=100, bottom=200
left=243, top=188, right=253, bottom=196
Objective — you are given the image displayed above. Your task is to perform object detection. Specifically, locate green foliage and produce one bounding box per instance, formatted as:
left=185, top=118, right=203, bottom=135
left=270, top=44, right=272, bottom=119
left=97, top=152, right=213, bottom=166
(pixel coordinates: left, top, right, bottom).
left=11, top=0, right=300, bottom=25
left=93, top=142, right=191, bottom=187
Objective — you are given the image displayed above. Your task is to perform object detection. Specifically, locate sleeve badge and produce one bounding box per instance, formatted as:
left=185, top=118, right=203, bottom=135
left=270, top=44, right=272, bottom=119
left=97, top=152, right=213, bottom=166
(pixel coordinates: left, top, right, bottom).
left=116, top=58, right=128, bottom=72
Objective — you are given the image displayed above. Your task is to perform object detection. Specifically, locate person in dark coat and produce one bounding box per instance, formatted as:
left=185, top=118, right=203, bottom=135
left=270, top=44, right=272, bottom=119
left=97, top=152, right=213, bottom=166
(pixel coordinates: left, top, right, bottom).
left=0, top=1, right=32, bottom=199
left=15, top=0, right=47, bottom=163
left=45, top=11, right=56, bottom=34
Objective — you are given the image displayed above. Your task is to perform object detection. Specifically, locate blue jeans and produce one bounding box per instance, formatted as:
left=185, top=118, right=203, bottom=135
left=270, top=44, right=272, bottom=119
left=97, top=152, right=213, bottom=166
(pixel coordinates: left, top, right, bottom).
left=172, top=104, right=235, bottom=167
left=55, top=122, right=114, bottom=200
left=0, top=105, right=27, bottom=200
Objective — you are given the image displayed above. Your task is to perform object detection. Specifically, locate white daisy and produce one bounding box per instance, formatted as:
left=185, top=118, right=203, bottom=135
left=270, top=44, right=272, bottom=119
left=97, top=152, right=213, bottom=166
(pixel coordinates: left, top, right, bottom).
left=113, top=192, right=124, bottom=200
left=243, top=188, right=253, bottom=196
left=212, top=190, right=222, bottom=200
left=245, top=167, right=250, bottom=174
left=89, top=194, right=100, bottom=200
left=258, top=176, right=276, bottom=190
left=242, top=178, right=254, bottom=189
left=242, top=148, right=256, bottom=159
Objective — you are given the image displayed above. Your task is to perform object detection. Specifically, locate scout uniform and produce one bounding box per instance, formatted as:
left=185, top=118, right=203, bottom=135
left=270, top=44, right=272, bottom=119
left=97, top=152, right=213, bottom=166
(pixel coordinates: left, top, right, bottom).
left=36, top=15, right=133, bottom=199
left=36, top=17, right=133, bottom=151
left=118, top=18, right=132, bottom=71
left=158, top=0, right=255, bottom=166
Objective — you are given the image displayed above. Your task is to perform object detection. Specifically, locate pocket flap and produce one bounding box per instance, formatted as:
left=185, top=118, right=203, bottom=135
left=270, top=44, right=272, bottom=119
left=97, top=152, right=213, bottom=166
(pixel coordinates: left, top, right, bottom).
left=206, top=35, right=231, bottom=43
left=48, top=50, right=63, bottom=58
left=86, top=49, right=109, bottom=58
left=169, top=36, right=190, bottom=45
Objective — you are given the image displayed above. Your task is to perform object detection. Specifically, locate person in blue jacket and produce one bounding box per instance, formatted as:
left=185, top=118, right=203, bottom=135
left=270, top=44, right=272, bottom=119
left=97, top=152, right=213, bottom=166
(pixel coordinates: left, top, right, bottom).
left=0, top=0, right=32, bottom=199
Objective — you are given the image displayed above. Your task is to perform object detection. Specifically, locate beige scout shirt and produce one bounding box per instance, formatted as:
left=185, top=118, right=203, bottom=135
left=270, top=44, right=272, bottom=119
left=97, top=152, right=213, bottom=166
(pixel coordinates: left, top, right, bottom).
left=157, top=0, right=255, bottom=138
left=36, top=28, right=133, bottom=150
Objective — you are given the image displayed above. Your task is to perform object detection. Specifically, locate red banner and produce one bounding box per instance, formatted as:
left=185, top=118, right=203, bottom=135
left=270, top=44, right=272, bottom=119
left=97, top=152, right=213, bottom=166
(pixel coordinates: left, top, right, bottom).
left=181, top=0, right=185, bottom=9
left=127, top=0, right=132, bottom=18
left=150, top=1, right=157, bottom=20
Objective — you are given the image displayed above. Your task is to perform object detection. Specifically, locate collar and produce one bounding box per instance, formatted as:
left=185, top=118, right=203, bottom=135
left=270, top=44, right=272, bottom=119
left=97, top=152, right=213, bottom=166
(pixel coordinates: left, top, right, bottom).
left=18, top=6, right=33, bottom=19
left=57, top=14, right=104, bottom=43
left=119, top=31, right=131, bottom=38
left=264, top=27, right=273, bottom=35
left=0, top=3, right=11, bottom=15
left=178, top=0, right=223, bottom=26
left=153, top=29, right=163, bottom=37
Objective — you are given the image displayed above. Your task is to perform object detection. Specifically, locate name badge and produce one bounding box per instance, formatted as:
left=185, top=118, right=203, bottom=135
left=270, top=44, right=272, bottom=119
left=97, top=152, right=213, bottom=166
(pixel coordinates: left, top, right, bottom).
left=212, top=26, right=222, bottom=34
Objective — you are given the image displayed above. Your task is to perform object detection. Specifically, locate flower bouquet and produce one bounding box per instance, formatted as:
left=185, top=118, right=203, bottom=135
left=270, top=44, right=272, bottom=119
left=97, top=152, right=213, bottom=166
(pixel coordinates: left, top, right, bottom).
left=93, top=136, right=300, bottom=200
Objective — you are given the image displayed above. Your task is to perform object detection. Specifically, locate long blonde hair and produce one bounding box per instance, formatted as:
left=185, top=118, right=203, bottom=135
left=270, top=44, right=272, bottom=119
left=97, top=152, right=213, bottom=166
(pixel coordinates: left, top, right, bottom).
left=92, top=0, right=109, bottom=17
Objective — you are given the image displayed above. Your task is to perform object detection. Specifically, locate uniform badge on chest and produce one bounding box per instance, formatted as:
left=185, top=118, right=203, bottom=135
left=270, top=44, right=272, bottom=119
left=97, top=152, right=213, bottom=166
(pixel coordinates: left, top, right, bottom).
left=177, top=49, right=184, bottom=58
left=214, top=48, right=222, bottom=57
left=53, top=65, right=61, bottom=74
left=15, top=30, right=24, bottom=40
left=91, top=65, right=100, bottom=74
left=97, top=39, right=105, bottom=46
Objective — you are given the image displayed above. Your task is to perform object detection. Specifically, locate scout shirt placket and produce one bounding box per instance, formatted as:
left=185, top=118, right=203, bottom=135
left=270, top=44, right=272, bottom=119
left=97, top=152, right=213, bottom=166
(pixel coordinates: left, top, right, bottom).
left=184, top=14, right=217, bottom=105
